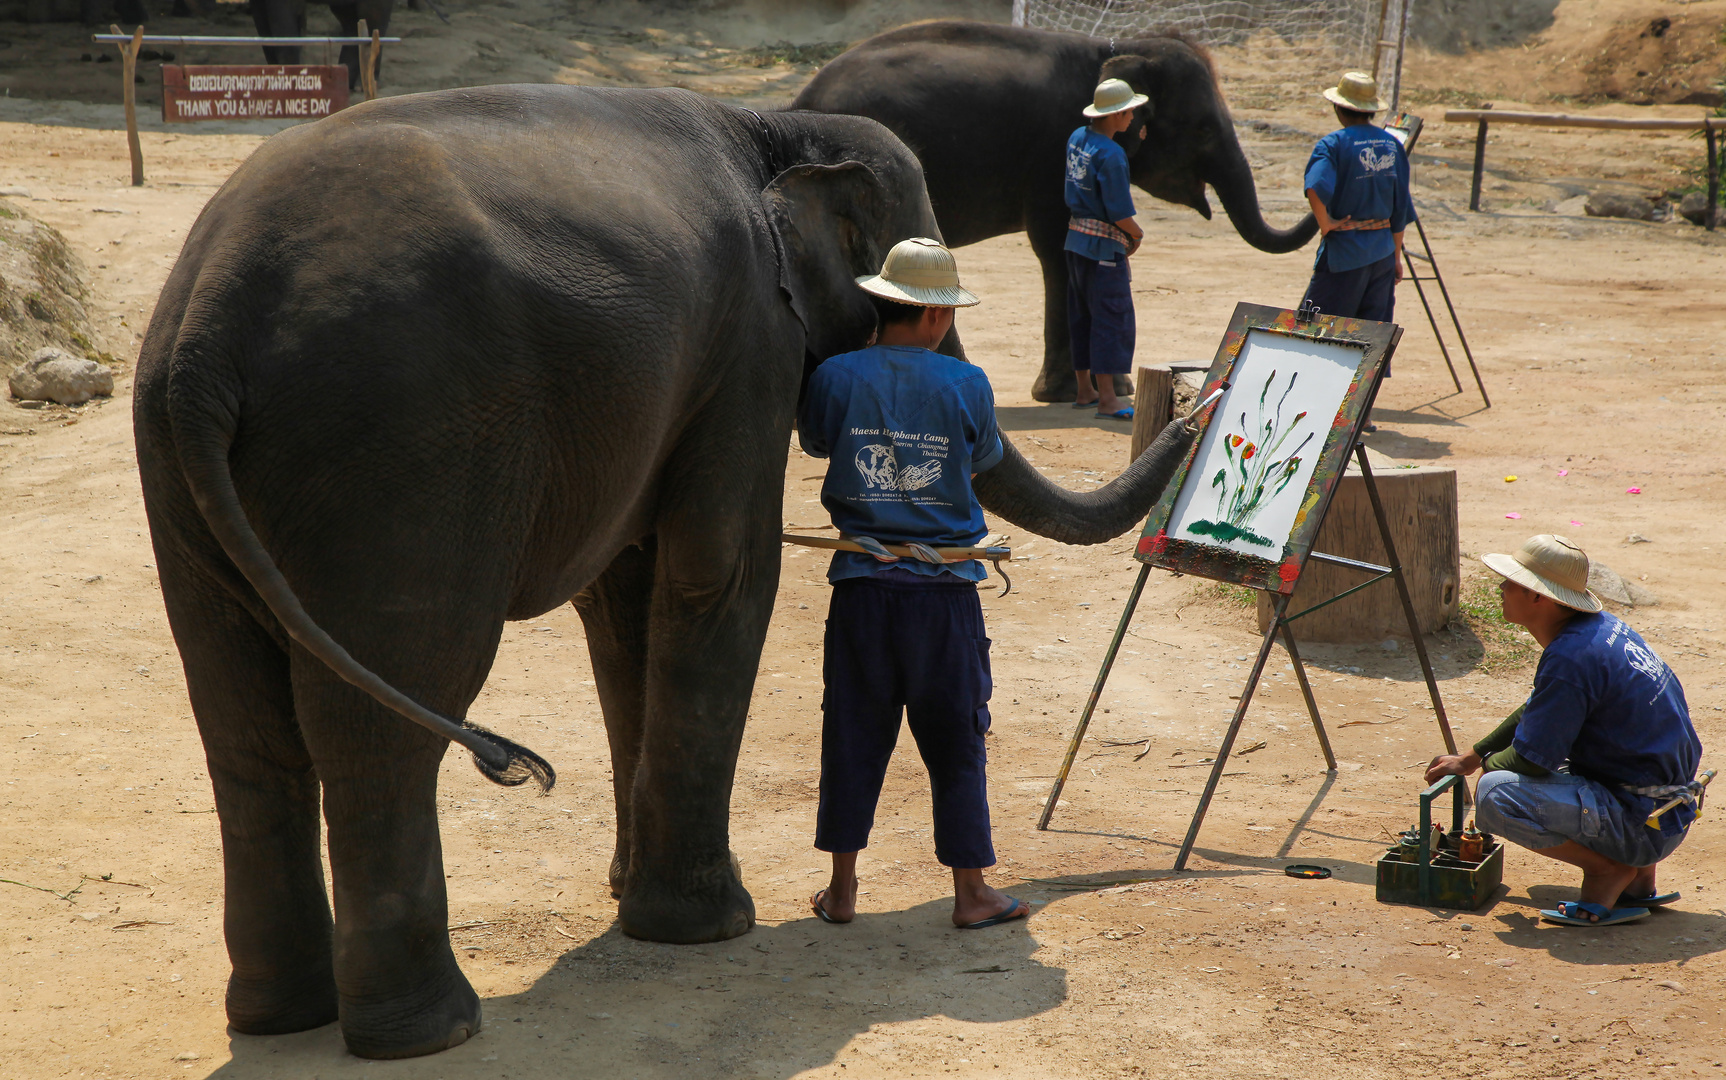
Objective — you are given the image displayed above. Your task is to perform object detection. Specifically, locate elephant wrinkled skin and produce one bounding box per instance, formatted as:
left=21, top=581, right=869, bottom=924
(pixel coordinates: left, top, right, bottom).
left=792, top=21, right=1319, bottom=401
left=134, top=85, right=1196, bottom=1060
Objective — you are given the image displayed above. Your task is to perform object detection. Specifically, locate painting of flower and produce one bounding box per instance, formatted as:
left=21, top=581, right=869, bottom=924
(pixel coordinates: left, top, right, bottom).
left=1163, top=328, right=1366, bottom=558
left=1187, top=369, right=1315, bottom=548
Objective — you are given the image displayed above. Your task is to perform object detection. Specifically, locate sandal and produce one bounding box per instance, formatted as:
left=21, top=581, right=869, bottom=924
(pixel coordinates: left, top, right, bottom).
left=1539, top=901, right=1650, bottom=927
left=811, top=888, right=851, bottom=924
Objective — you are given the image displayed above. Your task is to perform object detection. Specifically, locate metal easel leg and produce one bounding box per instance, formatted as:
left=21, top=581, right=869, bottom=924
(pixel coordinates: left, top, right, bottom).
left=1038, top=563, right=1152, bottom=831
left=1277, top=619, right=1338, bottom=771
left=1402, top=244, right=1463, bottom=394
left=1414, top=217, right=1490, bottom=408
left=1353, top=444, right=1462, bottom=765
left=1173, top=592, right=1288, bottom=871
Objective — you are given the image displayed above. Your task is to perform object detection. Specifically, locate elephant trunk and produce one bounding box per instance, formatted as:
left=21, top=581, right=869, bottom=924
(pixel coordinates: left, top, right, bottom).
left=1208, top=130, right=1319, bottom=255
left=973, top=419, right=1196, bottom=546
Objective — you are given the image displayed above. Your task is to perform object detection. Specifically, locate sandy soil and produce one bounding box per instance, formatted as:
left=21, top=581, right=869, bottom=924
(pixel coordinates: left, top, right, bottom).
left=2, top=1, right=1725, bottom=1077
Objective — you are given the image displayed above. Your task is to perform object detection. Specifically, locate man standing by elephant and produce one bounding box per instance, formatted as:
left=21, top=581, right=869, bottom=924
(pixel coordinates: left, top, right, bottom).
left=798, top=237, right=1030, bottom=931
left=1064, top=78, right=1148, bottom=421
left=1298, top=72, right=1412, bottom=325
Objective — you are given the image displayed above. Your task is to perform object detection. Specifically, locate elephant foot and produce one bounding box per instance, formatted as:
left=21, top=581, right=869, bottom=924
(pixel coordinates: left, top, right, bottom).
left=339, top=973, right=482, bottom=1060
left=618, top=873, right=755, bottom=944
left=608, top=853, right=627, bottom=899
left=225, top=969, right=339, bottom=1036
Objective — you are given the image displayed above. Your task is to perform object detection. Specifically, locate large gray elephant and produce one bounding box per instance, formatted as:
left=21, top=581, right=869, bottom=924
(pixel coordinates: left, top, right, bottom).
left=792, top=20, right=1318, bottom=401
left=134, top=84, right=1197, bottom=1059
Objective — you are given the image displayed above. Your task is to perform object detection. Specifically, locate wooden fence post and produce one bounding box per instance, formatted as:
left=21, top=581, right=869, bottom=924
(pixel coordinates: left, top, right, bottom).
left=1468, top=103, right=1491, bottom=212
left=1129, top=364, right=1172, bottom=462
left=358, top=19, right=378, bottom=101
left=114, top=23, right=145, bottom=187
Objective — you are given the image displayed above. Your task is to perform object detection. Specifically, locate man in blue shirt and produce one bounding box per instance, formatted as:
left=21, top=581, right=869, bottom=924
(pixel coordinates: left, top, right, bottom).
left=798, top=238, right=1029, bottom=931
left=1064, top=78, right=1147, bottom=421
left=1299, top=72, right=1413, bottom=325
left=1425, top=535, right=1703, bottom=927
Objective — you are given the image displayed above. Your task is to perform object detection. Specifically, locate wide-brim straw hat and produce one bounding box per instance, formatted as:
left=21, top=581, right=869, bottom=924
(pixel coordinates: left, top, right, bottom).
left=855, top=237, right=980, bottom=308
left=1083, top=77, right=1150, bottom=118
left=1321, top=71, right=1386, bottom=113
left=1482, top=534, right=1603, bottom=614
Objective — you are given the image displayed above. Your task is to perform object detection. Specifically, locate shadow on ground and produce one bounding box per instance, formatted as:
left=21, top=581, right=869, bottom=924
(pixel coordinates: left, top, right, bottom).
left=202, top=896, right=1066, bottom=1077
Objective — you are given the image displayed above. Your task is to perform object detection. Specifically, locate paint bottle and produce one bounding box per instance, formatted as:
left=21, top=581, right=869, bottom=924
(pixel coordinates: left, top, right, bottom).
left=1458, top=818, right=1485, bottom=862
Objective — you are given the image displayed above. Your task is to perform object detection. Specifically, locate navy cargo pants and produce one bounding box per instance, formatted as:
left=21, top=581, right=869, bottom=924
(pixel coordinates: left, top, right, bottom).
left=815, top=569, right=996, bottom=869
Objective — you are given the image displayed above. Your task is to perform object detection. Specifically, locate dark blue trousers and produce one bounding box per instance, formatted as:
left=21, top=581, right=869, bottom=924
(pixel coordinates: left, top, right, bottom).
left=816, top=571, right=995, bottom=868
left=1065, top=250, right=1136, bottom=377
left=1300, top=250, right=1398, bottom=323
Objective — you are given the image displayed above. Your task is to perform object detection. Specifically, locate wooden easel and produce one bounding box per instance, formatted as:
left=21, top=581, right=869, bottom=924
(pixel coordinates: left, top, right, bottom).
left=1038, top=380, right=1461, bottom=869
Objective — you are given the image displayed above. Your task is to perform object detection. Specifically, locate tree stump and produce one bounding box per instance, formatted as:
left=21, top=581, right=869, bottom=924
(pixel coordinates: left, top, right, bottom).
left=1257, top=455, right=1459, bottom=643
left=1129, top=365, right=1172, bottom=461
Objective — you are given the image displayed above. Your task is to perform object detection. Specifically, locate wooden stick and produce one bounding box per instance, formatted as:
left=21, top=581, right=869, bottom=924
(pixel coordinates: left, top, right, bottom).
left=115, top=24, right=144, bottom=187
left=781, top=533, right=1009, bottom=563
left=366, top=28, right=380, bottom=100
left=358, top=19, right=377, bottom=101
left=1645, top=770, right=1713, bottom=829
left=1445, top=108, right=1726, bottom=131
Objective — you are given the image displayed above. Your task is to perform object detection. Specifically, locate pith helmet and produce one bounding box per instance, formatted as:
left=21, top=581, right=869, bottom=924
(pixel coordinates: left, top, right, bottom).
left=1083, top=78, right=1149, bottom=118
left=1322, top=71, right=1386, bottom=113
left=1482, top=534, right=1604, bottom=614
left=855, top=237, right=980, bottom=308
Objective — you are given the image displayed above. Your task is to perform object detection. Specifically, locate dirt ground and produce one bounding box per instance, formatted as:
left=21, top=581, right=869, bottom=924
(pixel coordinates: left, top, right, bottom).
left=2, top=1, right=1725, bottom=1077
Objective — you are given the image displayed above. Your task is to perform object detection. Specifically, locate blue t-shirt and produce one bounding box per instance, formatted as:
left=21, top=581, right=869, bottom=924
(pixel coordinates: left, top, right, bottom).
left=1063, top=126, right=1137, bottom=261
left=1303, top=124, right=1414, bottom=273
left=1513, top=612, right=1703, bottom=837
left=797, top=345, right=1004, bottom=583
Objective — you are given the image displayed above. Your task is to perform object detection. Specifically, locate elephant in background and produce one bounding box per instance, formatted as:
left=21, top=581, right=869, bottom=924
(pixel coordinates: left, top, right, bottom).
left=250, top=0, right=391, bottom=90
left=792, top=20, right=1319, bottom=402
left=134, top=84, right=1198, bottom=1060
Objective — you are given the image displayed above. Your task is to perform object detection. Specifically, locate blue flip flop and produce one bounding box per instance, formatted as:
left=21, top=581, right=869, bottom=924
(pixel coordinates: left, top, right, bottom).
left=1620, top=890, right=1680, bottom=908
left=1540, top=901, right=1650, bottom=927
left=1095, top=405, right=1134, bottom=421
left=959, top=896, right=1031, bottom=930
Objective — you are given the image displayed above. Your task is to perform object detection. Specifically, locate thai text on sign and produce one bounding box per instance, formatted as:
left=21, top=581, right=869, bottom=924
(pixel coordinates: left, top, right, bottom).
left=161, top=65, right=350, bottom=123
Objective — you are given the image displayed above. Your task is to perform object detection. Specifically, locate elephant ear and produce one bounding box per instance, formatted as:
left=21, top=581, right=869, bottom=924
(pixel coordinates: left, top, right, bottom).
left=1100, top=54, right=1157, bottom=122
left=761, top=161, right=887, bottom=364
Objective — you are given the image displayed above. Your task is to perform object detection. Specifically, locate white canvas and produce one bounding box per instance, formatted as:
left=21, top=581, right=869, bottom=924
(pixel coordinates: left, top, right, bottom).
left=1165, top=329, right=1365, bottom=556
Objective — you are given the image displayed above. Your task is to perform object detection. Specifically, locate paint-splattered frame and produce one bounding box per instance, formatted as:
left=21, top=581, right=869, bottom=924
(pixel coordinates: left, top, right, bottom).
left=1136, top=302, right=1402, bottom=593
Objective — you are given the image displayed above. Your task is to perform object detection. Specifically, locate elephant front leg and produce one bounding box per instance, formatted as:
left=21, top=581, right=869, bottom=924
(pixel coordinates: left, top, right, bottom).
left=614, top=507, right=775, bottom=943
left=572, top=540, right=657, bottom=898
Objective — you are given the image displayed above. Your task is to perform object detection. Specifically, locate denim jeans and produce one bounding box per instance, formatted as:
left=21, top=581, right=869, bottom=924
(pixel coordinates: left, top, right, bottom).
left=1475, top=770, right=1688, bottom=868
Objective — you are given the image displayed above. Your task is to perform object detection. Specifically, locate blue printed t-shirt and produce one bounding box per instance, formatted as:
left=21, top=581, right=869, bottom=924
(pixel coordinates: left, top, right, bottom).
left=1513, top=612, right=1703, bottom=837
left=1063, top=126, right=1137, bottom=261
left=1303, top=124, right=1414, bottom=273
left=797, top=345, right=1004, bottom=583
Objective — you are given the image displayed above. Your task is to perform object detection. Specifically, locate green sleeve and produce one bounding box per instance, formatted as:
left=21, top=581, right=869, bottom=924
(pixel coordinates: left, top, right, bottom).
left=1482, top=745, right=1550, bottom=777
left=1472, top=704, right=1549, bottom=776
left=1472, top=704, right=1524, bottom=758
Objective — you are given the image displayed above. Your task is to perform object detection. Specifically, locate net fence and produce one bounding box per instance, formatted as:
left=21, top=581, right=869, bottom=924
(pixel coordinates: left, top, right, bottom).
left=1012, top=0, right=1409, bottom=109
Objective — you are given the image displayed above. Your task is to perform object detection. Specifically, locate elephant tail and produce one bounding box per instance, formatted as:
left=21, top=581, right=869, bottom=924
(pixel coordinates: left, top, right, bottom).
left=163, top=336, right=556, bottom=793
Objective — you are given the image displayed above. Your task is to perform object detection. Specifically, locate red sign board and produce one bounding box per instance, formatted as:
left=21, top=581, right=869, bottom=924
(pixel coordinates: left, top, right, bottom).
left=161, top=65, right=350, bottom=123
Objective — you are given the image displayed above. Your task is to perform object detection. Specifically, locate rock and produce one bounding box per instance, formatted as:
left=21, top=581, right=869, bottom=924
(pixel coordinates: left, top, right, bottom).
left=0, top=187, right=31, bottom=198
left=1550, top=194, right=1589, bottom=216
left=1587, top=562, right=1658, bottom=607
left=8, top=347, right=114, bottom=405
left=2, top=199, right=99, bottom=370
left=1679, top=192, right=1716, bottom=227
left=1584, top=192, right=1654, bottom=221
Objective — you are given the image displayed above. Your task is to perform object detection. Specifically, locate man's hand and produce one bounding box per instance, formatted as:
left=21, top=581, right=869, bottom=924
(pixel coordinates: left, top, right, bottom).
left=1424, top=750, right=1482, bottom=786
left=1392, top=230, right=1406, bottom=283
left=1116, top=220, right=1144, bottom=258
left=1305, top=188, right=1346, bottom=235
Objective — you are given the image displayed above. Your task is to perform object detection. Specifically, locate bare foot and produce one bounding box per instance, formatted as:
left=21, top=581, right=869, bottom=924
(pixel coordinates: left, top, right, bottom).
left=812, top=875, right=857, bottom=924
left=951, top=867, right=1031, bottom=927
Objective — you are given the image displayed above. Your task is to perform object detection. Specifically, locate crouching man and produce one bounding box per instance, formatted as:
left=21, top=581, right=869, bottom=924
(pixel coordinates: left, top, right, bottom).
left=1425, top=535, right=1704, bottom=927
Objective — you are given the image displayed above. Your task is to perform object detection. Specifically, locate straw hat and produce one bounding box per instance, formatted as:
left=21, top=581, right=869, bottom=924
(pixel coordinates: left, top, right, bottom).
left=1482, top=534, right=1603, bottom=614
left=855, top=237, right=980, bottom=308
left=1082, top=78, right=1149, bottom=118
left=1321, top=71, right=1386, bottom=113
